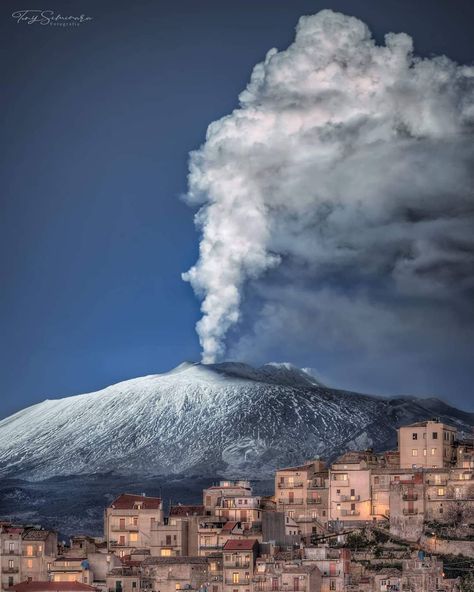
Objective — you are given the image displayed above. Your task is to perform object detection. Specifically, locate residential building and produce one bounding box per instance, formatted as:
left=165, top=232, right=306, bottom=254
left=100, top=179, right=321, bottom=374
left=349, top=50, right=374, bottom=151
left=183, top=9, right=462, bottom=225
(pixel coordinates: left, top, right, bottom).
left=1, top=526, right=23, bottom=591
left=222, top=539, right=258, bottom=592
left=303, top=547, right=351, bottom=592
left=21, top=529, right=57, bottom=583
left=104, top=494, right=163, bottom=557
left=274, top=460, right=329, bottom=536
left=142, top=556, right=209, bottom=592
left=398, top=421, right=456, bottom=469
left=9, top=583, right=98, bottom=592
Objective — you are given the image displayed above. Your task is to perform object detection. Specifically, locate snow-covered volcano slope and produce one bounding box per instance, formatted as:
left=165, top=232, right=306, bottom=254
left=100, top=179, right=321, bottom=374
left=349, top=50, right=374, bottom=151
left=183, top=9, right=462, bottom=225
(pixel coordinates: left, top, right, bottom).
left=0, top=362, right=472, bottom=481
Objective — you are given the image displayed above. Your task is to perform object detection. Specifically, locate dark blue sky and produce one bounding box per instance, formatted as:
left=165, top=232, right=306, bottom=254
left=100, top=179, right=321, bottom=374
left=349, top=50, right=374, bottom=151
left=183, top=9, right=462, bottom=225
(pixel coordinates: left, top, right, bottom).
left=1, top=0, right=474, bottom=418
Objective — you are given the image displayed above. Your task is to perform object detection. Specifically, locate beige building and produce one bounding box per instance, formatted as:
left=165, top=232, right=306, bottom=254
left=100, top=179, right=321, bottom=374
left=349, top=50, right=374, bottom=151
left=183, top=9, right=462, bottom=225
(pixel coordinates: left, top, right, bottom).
left=222, top=539, right=258, bottom=592
left=105, top=494, right=163, bottom=557
left=401, top=555, right=447, bottom=592
left=398, top=420, right=456, bottom=469
left=21, top=529, right=57, bottom=583
left=203, top=482, right=253, bottom=514
left=303, top=546, right=351, bottom=592
left=1, top=526, right=23, bottom=591
left=329, top=452, right=377, bottom=523
left=106, top=565, right=141, bottom=592
left=274, top=460, right=329, bottom=536
left=10, top=583, right=98, bottom=592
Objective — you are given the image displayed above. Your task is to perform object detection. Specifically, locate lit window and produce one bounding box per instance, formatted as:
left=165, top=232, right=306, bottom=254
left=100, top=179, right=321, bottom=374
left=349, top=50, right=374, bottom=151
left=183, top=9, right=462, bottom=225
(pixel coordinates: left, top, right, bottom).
left=431, top=448, right=437, bottom=456
left=232, top=573, right=239, bottom=584
left=129, top=533, right=138, bottom=542
left=438, top=488, right=445, bottom=497
left=423, top=449, right=427, bottom=456
left=160, top=549, right=171, bottom=557
left=412, top=449, right=418, bottom=457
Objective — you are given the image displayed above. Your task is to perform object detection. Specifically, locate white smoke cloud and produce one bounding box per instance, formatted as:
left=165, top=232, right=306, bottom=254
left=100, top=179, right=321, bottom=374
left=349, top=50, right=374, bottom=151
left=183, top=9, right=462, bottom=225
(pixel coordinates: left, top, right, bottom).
left=183, top=9, right=474, bottom=364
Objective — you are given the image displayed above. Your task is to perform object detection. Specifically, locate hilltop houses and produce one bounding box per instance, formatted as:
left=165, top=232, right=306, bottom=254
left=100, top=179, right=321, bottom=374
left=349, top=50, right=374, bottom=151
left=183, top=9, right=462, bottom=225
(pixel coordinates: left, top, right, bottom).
left=1, top=419, right=472, bottom=592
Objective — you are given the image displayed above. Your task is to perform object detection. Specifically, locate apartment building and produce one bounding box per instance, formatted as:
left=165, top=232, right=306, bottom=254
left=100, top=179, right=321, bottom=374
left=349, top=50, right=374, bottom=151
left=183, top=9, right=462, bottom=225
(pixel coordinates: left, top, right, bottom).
left=222, top=539, right=258, bottom=592
left=105, top=494, right=163, bottom=557
left=389, top=474, right=426, bottom=541
left=1, top=526, right=23, bottom=591
left=214, top=495, right=262, bottom=526
left=203, top=482, right=253, bottom=514
left=274, top=460, right=329, bottom=536
left=21, top=529, right=57, bottom=583
left=49, top=557, right=93, bottom=585
left=329, top=452, right=377, bottom=523
left=303, top=546, right=351, bottom=592
left=398, top=420, right=457, bottom=469
left=106, top=565, right=141, bottom=592
left=150, top=518, right=188, bottom=557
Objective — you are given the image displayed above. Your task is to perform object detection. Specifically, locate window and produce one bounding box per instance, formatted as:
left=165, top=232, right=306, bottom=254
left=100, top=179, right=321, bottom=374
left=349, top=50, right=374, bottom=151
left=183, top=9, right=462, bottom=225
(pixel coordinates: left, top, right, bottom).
left=9, top=560, right=14, bottom=569
left=160, top=549, right=171, bottom=557
left=232, top=573, right=239, bottom=584
left=412, top=449, right=418, bottom=457
left=412, top=433, right=418, bottom=440
left=9, top=542, right=15, bottom=552
left=129, top=533, right=138, bottom=543
left=431, top=448, right=437, bottom=456
left=132, top=583, right=137, bottom=589
left=437, top=488, right=445, bottom=497
left=433, top=432, right=438, bottom=439
left=27, top=559, right=33, bottom=569
left=26, top=545, right=33, bottom=557
left=374, top=476, right=379, bottom=485
left=166, top=535, right=172, bottom=545
left=175, top=585, right=181, bottom=591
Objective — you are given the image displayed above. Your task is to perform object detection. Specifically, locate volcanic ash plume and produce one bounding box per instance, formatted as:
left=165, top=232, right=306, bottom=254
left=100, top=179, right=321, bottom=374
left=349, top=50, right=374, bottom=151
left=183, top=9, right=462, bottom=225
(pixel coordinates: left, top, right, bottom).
left=183, top=9, right=474, bottom=363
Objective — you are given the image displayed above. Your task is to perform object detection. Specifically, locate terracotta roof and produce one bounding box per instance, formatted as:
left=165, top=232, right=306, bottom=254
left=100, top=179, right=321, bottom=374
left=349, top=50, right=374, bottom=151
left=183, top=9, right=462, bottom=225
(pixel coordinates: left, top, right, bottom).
left=169, top=504, right=205, bottom=517
left=3, top=527, right=24, bottom=534
left=109, top=494, right=161, bottom=510
left=10, top=583, right=97, bottom=592
left=223, top=539, right=258, bottom=551
left=222, top=521, right=239, bottom=532
left=23, top=529, right=53, bottom=541
left=276, top=463, right=314, bottom=473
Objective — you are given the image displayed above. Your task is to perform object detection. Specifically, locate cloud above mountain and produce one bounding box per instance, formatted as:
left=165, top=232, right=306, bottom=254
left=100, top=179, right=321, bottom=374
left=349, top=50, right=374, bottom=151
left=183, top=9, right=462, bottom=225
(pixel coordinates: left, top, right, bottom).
left=183, top=9, right=474, bottom=393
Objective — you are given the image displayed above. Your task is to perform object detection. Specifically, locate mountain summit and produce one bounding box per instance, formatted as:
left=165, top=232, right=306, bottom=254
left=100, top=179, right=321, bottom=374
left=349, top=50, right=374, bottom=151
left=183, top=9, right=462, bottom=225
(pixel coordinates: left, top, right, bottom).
left=0, top=362, right=472, bottom=481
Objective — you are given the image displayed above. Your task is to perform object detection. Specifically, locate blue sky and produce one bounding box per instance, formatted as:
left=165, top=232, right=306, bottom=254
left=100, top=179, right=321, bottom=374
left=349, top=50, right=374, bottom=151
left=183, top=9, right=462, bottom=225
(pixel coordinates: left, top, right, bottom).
left=1, top=0, right=474, bottom=418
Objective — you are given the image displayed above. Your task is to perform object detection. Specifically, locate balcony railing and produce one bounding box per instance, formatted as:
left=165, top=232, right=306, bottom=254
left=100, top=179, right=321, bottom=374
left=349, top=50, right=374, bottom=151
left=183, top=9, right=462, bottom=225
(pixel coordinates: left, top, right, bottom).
left=3, top=551, right=19, bottom=556
left=199, top=544, right=223, bottom=550
left=402, top=509, right=418, bottom=515
left=112, top=525, right=138, bottom=532
left=277, top=482, right=304, bottom=489
left=402, top=494, right=418, bottom=501
left=4, top=568, right=19, bottom=574
left=307, top=498, right=322, bottom=505
left=340, top=495, right=360, bottom=502
left=308, top=482, right=326, bottom=490
left=224, top=580, right=250, bottom=586
left=277, top=499, right=304, bottom=505
left=224, top=562, right=251, bottom=568
left=340, top=510, right=360, bottom=516
left=426, top=479, right=448, bottom=486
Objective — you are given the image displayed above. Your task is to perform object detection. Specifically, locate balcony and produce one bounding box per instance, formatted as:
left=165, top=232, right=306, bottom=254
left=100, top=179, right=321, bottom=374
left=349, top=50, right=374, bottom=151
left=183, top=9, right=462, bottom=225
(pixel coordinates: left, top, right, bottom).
left=340, top=495, right=360, bottom=502
left=110, top=542, right=128, bottom=548
left=224, top=580, right=250, bottom=586
left=277, top=499, right=304, bottom=505
left=277, top=482, right=304, bottom=489
left=4, top=568, right=19, bottom=574
left=112, top=525, right=138, bottom=532
left=224, top=562, right=251, bottom=568
left=340, top=510, right=360, bottom=516
left=426, top=479, right=448, bottom=486
left=3, top=551, right=19, bottom=556
left=307, top=498, right=322, bottom=505
left=199, top=544, right=223, bottom=550
left=308, top=482, right=326, bottom=490
left=402, top=494, right=418, bottom=501
left=402, top=509, right=418, bottom=515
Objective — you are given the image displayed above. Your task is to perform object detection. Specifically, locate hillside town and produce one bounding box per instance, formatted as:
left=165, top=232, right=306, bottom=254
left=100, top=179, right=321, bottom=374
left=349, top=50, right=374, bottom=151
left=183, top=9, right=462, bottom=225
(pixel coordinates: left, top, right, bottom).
left=1, top=420, right=473, bottom=592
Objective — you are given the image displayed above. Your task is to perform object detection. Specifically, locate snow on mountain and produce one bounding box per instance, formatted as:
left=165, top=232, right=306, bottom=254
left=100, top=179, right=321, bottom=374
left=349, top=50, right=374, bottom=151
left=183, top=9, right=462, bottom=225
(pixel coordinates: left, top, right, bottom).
left=0, top=362, right=472, bottom=481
